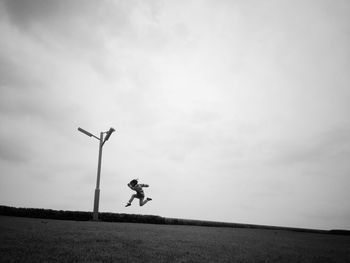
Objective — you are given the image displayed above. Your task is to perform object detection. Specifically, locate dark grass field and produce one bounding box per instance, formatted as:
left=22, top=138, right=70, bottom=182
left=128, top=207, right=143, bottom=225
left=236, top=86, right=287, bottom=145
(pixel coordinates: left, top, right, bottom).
left=0, top=216, right=349, bottom=263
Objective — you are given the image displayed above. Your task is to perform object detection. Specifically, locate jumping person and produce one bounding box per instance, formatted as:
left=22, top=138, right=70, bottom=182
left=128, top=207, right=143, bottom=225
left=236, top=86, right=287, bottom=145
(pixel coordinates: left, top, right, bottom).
left=125, top=179, right=152, bottom=207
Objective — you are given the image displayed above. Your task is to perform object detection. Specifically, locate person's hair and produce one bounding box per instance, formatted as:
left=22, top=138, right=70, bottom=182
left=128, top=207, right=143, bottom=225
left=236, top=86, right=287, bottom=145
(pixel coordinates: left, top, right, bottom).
left=130, top=179, right=138, bottom=186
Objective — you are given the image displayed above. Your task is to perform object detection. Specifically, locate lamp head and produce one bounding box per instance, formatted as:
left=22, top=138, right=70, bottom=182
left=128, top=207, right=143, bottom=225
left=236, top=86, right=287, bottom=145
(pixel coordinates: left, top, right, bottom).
left=78, top=127, right=93, bottom=137
left=104, top=127, right=115, bottom=142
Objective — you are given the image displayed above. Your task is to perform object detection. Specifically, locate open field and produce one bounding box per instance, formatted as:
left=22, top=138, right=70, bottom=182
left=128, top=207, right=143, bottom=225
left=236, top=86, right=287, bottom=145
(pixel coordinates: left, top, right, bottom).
left=0, top=216, right=349, bottom=263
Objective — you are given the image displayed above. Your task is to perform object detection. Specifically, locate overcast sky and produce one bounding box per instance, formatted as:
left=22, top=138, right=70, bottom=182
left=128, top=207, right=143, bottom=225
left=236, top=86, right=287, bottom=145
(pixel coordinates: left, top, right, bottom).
left=0, top=0, right=349, bottom=230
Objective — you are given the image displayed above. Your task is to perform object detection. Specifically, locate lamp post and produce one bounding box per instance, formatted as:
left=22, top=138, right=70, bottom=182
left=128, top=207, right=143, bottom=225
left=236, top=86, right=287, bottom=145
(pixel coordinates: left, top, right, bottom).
left=78, top=127, right=116, bottom=221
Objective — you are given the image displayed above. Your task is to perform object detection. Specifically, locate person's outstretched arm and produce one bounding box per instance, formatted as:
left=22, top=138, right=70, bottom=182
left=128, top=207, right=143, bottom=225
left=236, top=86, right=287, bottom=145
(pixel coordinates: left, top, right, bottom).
left=140, top=184, right=149, bottom=187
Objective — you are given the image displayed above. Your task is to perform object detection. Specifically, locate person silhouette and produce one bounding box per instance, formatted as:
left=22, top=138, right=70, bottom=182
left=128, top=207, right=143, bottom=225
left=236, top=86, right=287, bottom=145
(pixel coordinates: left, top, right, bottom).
left=125, top=179, right=152, bottom=207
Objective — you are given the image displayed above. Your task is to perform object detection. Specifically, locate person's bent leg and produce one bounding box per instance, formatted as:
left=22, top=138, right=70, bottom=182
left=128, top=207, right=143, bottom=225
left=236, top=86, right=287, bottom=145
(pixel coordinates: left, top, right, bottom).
left=139, top=197, right=148, bottom=206
left=139, top=197, right=152, bottom=206
left=128, top=194, right=136, bottom=204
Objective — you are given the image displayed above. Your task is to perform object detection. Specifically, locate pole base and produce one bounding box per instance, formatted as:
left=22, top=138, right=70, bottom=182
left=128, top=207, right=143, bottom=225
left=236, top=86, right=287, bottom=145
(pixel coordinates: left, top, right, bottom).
left=93, top=188, right=100, bottom=221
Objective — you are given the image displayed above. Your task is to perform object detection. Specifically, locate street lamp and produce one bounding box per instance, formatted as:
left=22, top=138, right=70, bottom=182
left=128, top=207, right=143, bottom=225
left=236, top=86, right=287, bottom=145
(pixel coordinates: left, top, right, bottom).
left=78, top=126, right=116, bottom=221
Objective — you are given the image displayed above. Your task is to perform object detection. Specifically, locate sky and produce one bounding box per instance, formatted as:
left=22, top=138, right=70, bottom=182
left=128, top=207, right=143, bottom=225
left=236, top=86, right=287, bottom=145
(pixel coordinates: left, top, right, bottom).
left=0, top=0, right=349, bottom=230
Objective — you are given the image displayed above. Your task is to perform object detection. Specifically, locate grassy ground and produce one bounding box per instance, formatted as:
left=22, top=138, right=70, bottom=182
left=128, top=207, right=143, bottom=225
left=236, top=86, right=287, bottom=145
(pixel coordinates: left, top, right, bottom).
left=0, top=216, right=349, bottom=263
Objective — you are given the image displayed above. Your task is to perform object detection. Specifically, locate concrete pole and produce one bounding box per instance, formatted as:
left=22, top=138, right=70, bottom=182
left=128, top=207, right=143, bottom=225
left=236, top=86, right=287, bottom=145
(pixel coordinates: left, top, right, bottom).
left=93, top=132, right=104, bottom=221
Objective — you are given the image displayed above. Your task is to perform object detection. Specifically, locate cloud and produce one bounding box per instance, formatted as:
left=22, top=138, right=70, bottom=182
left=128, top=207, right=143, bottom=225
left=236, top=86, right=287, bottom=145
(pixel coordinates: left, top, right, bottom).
left=269, top=127, right=350, bottom=168
left=0, top=53, right=38, bottom=89
left=0, top=52, right=82, bottom=127
left=0, top=134, right=32, bottom=162
left=2, top=0, right=130, bottom=34
left=1, top=0, right=167, bottom=54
